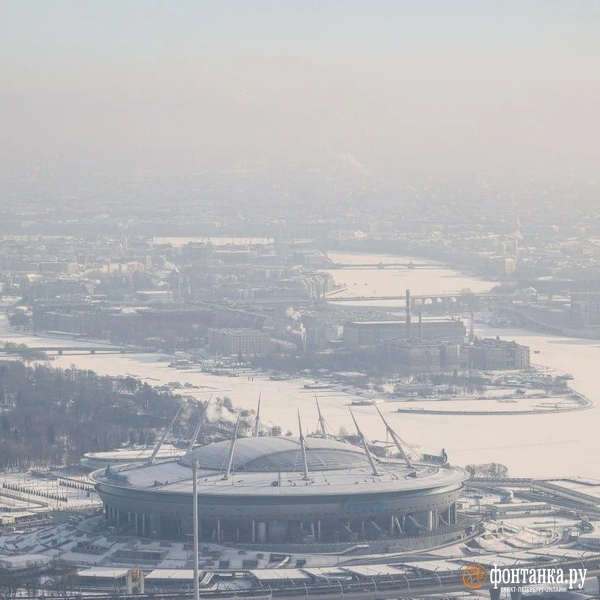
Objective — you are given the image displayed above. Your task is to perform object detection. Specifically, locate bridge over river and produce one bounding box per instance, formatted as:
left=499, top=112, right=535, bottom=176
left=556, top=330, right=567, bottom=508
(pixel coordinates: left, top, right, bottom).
left=0, top=345, right=155, bottom=356
left=241, top=292, right=509, bottom=307
left=326, top=291, right=509, bottom=303
left=324, top=262, right=439, bottom=270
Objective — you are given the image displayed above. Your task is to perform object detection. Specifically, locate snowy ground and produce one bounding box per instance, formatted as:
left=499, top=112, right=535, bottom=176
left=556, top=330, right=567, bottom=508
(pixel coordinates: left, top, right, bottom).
left=0, top=470, right=101, bottom=523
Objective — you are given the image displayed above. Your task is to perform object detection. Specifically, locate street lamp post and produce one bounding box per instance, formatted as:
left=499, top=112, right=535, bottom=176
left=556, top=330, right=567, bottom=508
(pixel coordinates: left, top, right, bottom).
left=192, top=458, right=199, bottom=600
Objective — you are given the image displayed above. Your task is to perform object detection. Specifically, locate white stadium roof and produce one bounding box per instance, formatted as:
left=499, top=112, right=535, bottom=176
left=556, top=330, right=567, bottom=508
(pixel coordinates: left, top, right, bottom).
left=181, top=436, right=370, bottom=472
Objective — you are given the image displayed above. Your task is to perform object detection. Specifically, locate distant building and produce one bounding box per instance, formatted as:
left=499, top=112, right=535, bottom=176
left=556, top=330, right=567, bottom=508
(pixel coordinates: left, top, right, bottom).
left=330, top=371, right=369, bottom=386
left=344, top=319, right=466, bottom=347
left=32, top=303, right=104, bottom=337
left=27, top=277, right=94, bottom=302
left=301, top=315, right=343, bottom=351
left=571, top=292, right=600, bottom=327
left=135, top=290, right=172, bottom=302
left=36, top=261, right=79, bottom=275
left=180, top=242, right=213, bottom=263
left=212, top=249, right=258, bottom=264
left=209, top=328, right=271, bottom=356
left=466, top=338, right=530, bottom=370
left=206, top=305, right=269, bottom=330
left=503, top=257, right=517, bottom=276
left=383, top=340, right=462, bottom=373
left=485, top=256, right=517, bottom=276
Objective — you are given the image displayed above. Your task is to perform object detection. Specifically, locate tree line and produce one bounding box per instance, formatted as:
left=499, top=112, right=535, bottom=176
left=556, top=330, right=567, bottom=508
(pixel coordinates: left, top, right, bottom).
left=0, top=361, right=184, bottom=470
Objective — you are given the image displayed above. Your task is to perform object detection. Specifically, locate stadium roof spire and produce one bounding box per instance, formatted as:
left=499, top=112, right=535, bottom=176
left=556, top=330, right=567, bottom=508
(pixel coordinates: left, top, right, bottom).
left=315, top=396, right=327, bottom=439
left=149, top=406, right=181, bottom=465
left=223, top=412, right=241, bottom=480
left=252, top=393, right=261, bottom=437
left=188, top=396, right=212, bottom=454
left=297, top=410, right=310, bottom=480
left=350, top=410, right=380, bottom=476
left=374, top=404, right=419, bottom=469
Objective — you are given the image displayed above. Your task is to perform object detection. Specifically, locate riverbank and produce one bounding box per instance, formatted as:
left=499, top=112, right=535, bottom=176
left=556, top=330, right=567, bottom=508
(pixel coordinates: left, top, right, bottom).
left=393, top=392, right=592, bottom=416
left=1, top=250, right=600, bottom=479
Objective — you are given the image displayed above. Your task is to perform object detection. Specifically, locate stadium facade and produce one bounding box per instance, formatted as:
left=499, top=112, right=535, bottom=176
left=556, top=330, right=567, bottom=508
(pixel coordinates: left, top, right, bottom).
left=92, top=413, right=468, bottom=544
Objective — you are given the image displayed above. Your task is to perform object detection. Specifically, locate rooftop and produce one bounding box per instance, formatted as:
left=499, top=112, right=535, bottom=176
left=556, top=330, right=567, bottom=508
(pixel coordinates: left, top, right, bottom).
left=93, top=436, right=468, bottom=497
left=181, top=436, right=369, bottom=473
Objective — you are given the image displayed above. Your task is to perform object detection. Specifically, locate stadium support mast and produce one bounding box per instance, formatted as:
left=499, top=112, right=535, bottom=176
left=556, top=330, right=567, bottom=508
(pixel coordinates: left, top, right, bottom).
left=405, top=289, right=411, bottom=339
left=148, top=406, right=182, bottom=464
left=297, top=410, right=310, bottom=480
left=188, top=396, right=212, bottom=454
left=252, top=393, right=261, bottom=437
left=315, top=396, right=327, bottom=439
left=374, top=405, right=418, bottom=468
left=349, top=410, right=380, bottom=476
left=223, top=413, right=241, bottom=480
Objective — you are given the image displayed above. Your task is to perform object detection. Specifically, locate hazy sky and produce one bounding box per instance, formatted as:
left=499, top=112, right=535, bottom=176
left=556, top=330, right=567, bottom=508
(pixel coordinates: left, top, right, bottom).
left=2, top=1, right=599, bottom=180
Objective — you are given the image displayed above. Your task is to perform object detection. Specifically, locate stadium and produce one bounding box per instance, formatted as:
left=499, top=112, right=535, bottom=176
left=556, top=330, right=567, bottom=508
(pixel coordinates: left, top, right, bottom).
left=92, top=408, right=468, bottom=545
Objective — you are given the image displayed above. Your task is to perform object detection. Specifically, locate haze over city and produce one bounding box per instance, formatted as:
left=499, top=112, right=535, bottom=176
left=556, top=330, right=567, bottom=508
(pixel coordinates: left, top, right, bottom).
left=2, top=1, right=599, bottom=184
left=1, top=2, right=600, bottom=599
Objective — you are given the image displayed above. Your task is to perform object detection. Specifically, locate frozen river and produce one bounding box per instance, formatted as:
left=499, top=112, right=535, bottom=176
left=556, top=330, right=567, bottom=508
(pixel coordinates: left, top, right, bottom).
left=1, top=254, right=599, bottom=480
left=325, top=250, right=495, bottom=308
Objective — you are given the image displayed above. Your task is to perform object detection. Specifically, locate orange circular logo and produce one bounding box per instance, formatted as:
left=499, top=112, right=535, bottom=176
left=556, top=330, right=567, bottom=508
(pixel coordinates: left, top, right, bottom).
left=462, top=563, right=488, bottom=589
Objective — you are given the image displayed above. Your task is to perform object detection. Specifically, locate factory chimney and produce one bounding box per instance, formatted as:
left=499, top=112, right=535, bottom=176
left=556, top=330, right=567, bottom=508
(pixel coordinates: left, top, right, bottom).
left=405, top=289, right=411, bottom=339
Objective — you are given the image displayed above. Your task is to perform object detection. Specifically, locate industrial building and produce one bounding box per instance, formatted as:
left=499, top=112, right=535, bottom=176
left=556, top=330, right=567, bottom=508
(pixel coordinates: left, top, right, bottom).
left=380, top=339, right=462, bottom=373
left=343, top=318, right=466, bottom=347
left=344, top=290, right=466, bottom=347
left=466, top=337, right=530, bottom=370
left=208, top=328, right=271, bottom=356
left=92, top=409, right=468, bottom=545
